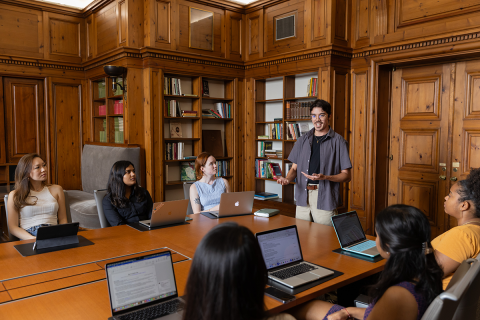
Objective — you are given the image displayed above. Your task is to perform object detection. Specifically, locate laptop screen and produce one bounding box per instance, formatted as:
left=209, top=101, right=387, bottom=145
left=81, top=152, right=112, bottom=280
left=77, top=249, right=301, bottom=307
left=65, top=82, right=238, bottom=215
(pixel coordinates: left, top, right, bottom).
left=331, top=211, right=367, bottom=248
left=256, top=226, right=303, bottom=270
left=106, top=252, right=178, bottom=314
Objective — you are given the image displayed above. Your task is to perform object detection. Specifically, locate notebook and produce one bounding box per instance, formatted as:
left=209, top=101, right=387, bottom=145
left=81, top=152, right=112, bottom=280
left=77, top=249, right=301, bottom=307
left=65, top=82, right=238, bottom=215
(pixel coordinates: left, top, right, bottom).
left=256, top=225, right=334, bottom=288
left=139, top=200, right=189, bottom=228
left=201, top=191, right=254, bottom=218
left=331, top=211, right=380, bottom=257
left=106, top=251, right=184, bottom=320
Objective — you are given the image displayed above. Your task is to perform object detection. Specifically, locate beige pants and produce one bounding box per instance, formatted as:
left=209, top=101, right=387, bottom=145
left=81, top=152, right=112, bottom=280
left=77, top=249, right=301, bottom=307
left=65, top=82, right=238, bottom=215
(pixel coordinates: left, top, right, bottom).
left=296, top=189, right=336, bottom=226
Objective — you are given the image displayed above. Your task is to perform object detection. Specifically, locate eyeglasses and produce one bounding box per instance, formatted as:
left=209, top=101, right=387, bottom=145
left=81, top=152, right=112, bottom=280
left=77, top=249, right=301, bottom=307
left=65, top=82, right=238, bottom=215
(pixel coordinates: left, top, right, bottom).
left=311, top=114, right=327, bottom=119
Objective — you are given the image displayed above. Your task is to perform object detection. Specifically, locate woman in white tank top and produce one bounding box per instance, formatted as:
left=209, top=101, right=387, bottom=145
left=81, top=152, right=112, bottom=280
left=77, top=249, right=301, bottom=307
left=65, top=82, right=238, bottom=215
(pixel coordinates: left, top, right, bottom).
left=7, top=154, right=68, bottom=240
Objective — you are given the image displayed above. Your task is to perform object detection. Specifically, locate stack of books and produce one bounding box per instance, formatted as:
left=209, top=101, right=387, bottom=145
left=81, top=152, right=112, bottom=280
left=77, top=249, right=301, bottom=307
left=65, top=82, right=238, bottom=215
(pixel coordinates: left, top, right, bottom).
left=255, top=160, right=283, bottom=179
left=307, top=78, right=318, bottom=96
left=264, top=149, right=282, bottom=159
left=165, top=142, right=185, bottom=160
left=202, top=109, right=222, bottom=118
left=113, top=100, right=123, bottom=114
left=166, top=100, right=181, bottom=117
left=99, top=119, right=107, bottom=142
left=114, top=117, right=124, bottom=143
left=286, top=101, right=311, bottom=119
left=98, top=104, right=106, bottom=116
left=254, top=192, right=279, bottom=201
left=164, top=77, right=182, bottom=95
left=181, top=110, right=197, bottom=117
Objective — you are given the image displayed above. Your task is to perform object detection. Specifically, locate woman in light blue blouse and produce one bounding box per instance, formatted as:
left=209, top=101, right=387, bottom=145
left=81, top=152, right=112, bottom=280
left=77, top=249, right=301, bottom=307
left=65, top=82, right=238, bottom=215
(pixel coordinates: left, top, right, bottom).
left=189, top=152, right=230, bottom=214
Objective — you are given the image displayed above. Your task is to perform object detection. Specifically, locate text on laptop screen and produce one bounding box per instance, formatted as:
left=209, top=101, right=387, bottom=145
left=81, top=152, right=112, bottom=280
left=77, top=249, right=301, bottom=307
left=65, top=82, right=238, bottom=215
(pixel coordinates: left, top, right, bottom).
left=257, top=227, right=302, bottom=270
left=333, top=212, right=366, bottom=247
left=106, top=252, right=177, bottom=313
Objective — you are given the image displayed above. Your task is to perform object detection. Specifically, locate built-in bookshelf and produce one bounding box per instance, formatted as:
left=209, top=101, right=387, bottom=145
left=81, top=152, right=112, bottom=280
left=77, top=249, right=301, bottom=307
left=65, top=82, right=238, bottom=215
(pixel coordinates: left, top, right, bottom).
left=162, top=74, right=235, bottom=201
left=254, top=72, right=318, bottom=205
left=91, top=76, right=125, bottom=144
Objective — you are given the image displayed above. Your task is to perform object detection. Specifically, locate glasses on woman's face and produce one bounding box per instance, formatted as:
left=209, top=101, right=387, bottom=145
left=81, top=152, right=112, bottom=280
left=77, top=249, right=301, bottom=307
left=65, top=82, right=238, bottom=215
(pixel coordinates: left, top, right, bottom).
left=311, top=113, right=327, bottom=120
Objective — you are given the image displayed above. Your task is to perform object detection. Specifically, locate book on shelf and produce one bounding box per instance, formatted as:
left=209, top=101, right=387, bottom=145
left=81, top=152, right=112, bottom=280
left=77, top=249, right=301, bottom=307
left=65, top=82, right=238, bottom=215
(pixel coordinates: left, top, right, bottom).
left=202, top=109, right=215, bottom=118
left=257, top=141, right=274, bottom=157
left=202, top=130, right=223, bottom=157
left=255, top=159, right=282, bottom=179
left=98, top=81, right=105, bottom=99
left=170, top=122, right=182, bottom=138
left=286, top=122, right=310, bottom=140
left=113, top=100, right=123, bottom=115
left=165, top=100, right=181, bottom=117
left=98, top=105, right=106, bottom=116
left=258, top=135, right=269, bottom=139
left=307, top=78, right=318, bottom=97
left=286, top=101, right=310, bottom=120
left=164, top=77, right=183, bottom=95
left=113, top=117, right=124, bottom=143
left=181, top=110, right=197, bottom=117
left=274, top=118, right=283, bottom=122
left=181, top=162, right=196, bottom=181
left=184, top=156, right=197, bottom=159
left=202, top=80, right=209, bottom=97
left=269, top=163, right=283, bottom=179
left=214, top=160, right=230, bottom=177
left=264, top=123, right=283, bottom=139
left=165, top=142, right=185, bottom=160
left=214, top=103, right=231, bottom=118
left=182, top=93, right=198, bottom=97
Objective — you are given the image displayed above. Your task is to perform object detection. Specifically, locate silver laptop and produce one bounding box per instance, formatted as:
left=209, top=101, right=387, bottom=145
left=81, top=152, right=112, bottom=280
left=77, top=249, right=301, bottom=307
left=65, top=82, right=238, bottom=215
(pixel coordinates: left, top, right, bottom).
left=256, top=225, right=334, bottom=288
left=106, top=251, right=184, bottom=320
left=202, top=191, right=255, bottom=218
left=139, top=199, right=189, bottom=228
left=331, top=211, right=380, bottom=257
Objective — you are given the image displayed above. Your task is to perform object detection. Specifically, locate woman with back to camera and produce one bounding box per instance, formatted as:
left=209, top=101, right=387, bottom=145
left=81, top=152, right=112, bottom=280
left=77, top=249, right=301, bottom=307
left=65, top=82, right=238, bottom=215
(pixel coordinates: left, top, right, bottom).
left=7, top=153, right=68, bottom=240
left=182, top=222, right=295, bottom=320
left=189, top=152, right=230, bottom=214
left=291, top=204, right=443, bottom=320
left=103, top=160, right=153, bottom=226
left=432, top=167, right=480, bottom=289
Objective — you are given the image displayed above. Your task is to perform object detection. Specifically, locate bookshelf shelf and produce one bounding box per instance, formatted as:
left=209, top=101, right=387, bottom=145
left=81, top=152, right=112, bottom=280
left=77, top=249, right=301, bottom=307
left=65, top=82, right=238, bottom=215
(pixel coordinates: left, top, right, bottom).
left=93, top=116, right=106, bottom=119
left=166, top=180, right=196, bottom=186
left=202, top=117, right=233, bottom=121
left=164, top=159, right=198, bottom=163
left=165, top=116, right=200, bottom=120
left=164, top=138, right=200, bottom=141
left=164, top=94, right=200, bottom=99
left=94, top=98, right=106, bottom=103
left=108, top=95, right=124, bottom=100
left=254, top=72, right=318, bottom=205
left=202, top=97, right=233, bottom=101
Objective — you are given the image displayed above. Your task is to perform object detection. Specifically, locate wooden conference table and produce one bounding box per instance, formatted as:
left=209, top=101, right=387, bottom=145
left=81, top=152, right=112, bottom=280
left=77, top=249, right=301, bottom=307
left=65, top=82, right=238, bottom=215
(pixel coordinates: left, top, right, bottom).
left=0, top=214, right=385, bottom=319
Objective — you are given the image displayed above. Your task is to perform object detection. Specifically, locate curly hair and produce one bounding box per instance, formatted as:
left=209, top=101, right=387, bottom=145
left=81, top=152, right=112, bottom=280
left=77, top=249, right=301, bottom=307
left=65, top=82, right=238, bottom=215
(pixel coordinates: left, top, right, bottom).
left=457, top=168, right=480, bottom=218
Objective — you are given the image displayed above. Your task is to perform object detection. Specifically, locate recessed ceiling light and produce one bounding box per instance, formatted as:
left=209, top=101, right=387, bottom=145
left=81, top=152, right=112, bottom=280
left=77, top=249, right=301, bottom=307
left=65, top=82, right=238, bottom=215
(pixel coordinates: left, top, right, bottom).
left=35, top=0, right=94, bottom=9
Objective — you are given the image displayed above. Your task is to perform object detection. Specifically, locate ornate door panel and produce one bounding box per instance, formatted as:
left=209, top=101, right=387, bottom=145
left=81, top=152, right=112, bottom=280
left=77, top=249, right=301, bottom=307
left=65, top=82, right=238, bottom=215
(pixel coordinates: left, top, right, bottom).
left=4, top=78, right=46, bottom=163
left=388, top=64, right=452, bottom=238
left=451, top=60, right=480, bottom=228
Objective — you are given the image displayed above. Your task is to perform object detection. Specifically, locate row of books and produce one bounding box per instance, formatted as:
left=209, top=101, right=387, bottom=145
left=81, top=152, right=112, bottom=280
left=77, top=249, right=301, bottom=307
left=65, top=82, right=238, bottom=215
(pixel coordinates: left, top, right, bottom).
left=257, top=141, right=283, bottom=158
left=258, top=123, right=283, bottom=140
left=286, top=101, right=312, bottom=119
left=306, top=78, right=318, bottom=97
left=113, top=117, right=124, bottom=143
left=214, top=160, right=230, bottom=177
left=164, top=77, right=182, bottom=95
left=99, top=119, right=107, bottom=142
left=286, top=122, right=309, bottom=140
left=165, top=142, right=185, bottom=160
left=98, top=101, right=123, bottom=116
left=255, top=159, right=283, bottom=179
left=215, top=103, right=231, bottom=118
left=165, top=100, right=181, bottom=117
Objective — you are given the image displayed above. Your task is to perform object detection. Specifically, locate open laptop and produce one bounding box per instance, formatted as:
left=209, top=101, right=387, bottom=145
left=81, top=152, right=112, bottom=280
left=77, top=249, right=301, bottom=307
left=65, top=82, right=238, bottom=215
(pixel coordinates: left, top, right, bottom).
left=201, top=191, right=255, bottom=218
left=139, top=199, right=189, bottom=228
left=106, top=251, right=184, bottom=320
left=331, top=211, right=380, bottom=257
left=256, top=225, right=334, bottom=288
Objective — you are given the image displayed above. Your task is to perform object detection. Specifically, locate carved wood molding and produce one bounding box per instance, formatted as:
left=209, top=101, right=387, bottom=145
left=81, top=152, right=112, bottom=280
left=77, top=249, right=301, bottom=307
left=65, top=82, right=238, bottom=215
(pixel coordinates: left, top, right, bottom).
left=142, top=52, right=245, bottom=70
left=0, top=58, right=84, bottom=71
left=84, top=52, right=143, bottom=70
left=245, top=50, right=352, bottom=69
left=353, top=31, right=480, bottom=58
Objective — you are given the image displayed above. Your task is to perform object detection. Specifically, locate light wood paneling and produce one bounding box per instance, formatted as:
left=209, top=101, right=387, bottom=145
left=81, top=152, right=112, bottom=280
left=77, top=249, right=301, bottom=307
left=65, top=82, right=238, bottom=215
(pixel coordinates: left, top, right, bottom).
left=3, top=263, right=101, bottom=290
left=355, top=0, right=369, bottom=46
left=8, top=270, right=105, bottom=300
left=0, top=77, right=5, bottom=164
left=4, top=77, right=46, bottom=163
left=96, top=1, right=117, bottom=55
left=156, top=0, right=171, bottom=44
left=44, top=12, right=84, bottom=63
left=312, top=0, right=326, bottom=41
left=126, top=0, right=144, bottom=47
left=48, top=78, right=82, bottom=189
left=118, top=0, right=127, bottom=45
left=246, top=9, right=263, bottom=60
left=86, top=15, right=94, bottom=59
left=0, top=4, right=44, bottom=58
left=227, top=11, right=243, bottom=61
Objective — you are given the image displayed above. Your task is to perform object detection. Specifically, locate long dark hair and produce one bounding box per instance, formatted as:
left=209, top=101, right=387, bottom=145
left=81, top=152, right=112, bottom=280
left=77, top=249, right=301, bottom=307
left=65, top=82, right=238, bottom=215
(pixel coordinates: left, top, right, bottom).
left=370, top=204, right=443, bottom=305
left=183, top=222, right=267, bottom=320
left=457, top=167, right=480, bottom=218
left=106, top=160, right=144, bottom=208
left=13, top=153, right=49, bottom=211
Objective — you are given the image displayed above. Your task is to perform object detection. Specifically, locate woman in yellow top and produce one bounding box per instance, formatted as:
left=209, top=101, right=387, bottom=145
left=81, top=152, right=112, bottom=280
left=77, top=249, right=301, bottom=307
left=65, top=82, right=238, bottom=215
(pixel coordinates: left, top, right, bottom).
left=432, top=167, right=480, bottom=289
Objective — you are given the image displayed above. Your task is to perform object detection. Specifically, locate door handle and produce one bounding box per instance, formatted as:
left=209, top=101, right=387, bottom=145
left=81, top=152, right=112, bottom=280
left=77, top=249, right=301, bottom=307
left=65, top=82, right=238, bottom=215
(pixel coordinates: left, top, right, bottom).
left=439, top=175, right=446, bottom=180
left=450, top=177, right=457, bottom=181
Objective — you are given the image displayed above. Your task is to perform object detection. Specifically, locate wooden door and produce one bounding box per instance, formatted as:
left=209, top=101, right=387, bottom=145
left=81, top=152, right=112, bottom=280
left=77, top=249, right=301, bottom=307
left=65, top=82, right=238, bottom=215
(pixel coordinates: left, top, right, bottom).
left=451, top=60, right=480, bottom=228
left=388, top=64, right=452, bottom=238
left=4, top=78, right=46, bottom=163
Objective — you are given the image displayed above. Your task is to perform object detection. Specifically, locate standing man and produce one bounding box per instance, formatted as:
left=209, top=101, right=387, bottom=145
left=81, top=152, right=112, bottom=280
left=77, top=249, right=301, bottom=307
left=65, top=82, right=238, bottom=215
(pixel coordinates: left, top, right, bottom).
left=277, top=99, right=351, bottom=225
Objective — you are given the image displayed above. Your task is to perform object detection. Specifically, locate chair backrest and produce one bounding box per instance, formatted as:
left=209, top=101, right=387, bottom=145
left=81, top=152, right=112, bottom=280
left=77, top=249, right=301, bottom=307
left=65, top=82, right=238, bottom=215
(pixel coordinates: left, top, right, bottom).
left=94, top=189, right=110, bottom=228
left=63, top=190, right=72, bottom=223
left=421, top=258, right=480, bottom=320
left=452, top=256, right=480, bottom=320
left=4, top=194, right=19, bottom=241
left=183, top=182, right=194, bottom=215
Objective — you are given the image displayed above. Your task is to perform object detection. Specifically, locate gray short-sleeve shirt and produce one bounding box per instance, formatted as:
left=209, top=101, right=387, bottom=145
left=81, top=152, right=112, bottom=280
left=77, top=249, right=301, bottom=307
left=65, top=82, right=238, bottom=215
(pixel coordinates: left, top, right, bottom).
left=288, top=127, right=352, bottom=211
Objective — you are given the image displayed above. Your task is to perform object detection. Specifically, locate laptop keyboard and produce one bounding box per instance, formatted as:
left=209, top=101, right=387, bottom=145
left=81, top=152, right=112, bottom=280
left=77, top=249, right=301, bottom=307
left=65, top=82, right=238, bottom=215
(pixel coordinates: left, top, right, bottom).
left=348, top=241, right=376, bottom=252
left=118, top=299, right=183, bottom=320
left=271, top=263, right=317, bottom=280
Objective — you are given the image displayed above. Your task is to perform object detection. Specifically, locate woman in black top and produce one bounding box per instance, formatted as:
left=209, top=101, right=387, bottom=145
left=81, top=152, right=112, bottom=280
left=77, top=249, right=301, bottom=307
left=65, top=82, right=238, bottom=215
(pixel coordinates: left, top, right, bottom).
left=103, top=160, right=153, bottom=226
